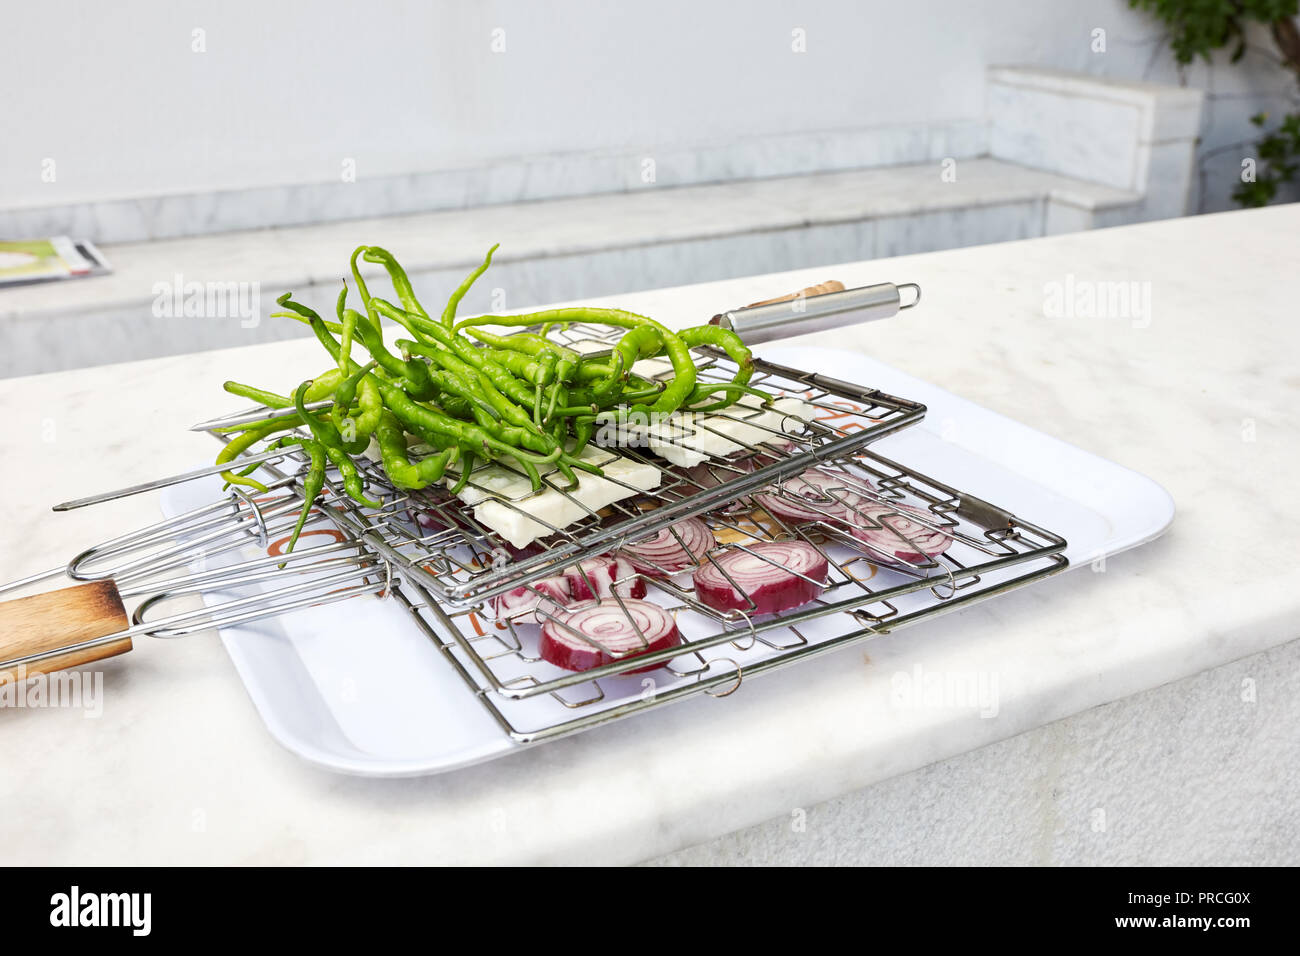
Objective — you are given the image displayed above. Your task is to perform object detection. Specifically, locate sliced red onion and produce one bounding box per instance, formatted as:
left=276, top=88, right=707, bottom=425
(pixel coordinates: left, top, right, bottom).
left=692, top=541, right=828, bottom=615
left=564, top=554, right=646, bottom=602
left=842, top=500, right=954, bottom=564
left=810, top=467, right=876, bottom=494
left=621, top=517, right=716, bottom=576
left=663, top=456, right=754, bottom=501
left=540, top=599, right=682, bottom=673
left=491, top=575, right=570, bottom=624
left=753, top=467, right=876, bottom=524
left=749, top=439, right=797, bottom=468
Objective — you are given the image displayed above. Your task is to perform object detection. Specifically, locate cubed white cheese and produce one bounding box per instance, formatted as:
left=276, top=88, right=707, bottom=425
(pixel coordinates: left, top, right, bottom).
left=443, top=445, right=662, bottom=548
left=611, top=393, right=815, bottom=466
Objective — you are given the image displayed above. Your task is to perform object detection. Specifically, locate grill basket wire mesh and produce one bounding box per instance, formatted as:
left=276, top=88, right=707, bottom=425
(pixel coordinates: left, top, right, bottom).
left=232, top=446, right=1065, bottom=741
left=174, top=322, right=1065, bottom=742
left=19, top=323, right=1064, bottom=742
left=43, top=475, right=395, bottom=643
left=315, top=322, right=929, bottom=607
left=383, top=443, right=1066, bottom=741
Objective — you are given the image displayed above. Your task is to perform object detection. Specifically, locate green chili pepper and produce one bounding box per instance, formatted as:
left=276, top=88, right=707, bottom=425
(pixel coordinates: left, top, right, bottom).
left=361, top=246, right=432, bottom=319
left=223, top=381, right=293, bottom=408
left=396, top=338, right=559, bottom=456
left=678, top=325, right=755, bottom=411
left=449, top=452, right=475, bottom=495
left=240, top=247, right=786, bottom=508
left=478, top=348, right=552, bottom=385
left=462, top=327, right=579, bottom=380
left=304, top=314, right=566, bottom=489
left=373, top=299, right=582, bottom=466
left=570, top=416, right=597, bottom=457
left=374, top=411, right=459, bottom=490
left=349, top=247, right=382, bottom=335
left=455, top=307, right=696, bottom=416
left=217, top=418, right=295, bottom=493
left=264, top=435, right=326, bottom=556
left=370, top=299, right=538, bottom=409
left=331, top=360, right=384, bottom=445
left=293, top=381, right=381, bottom=507
left=274, top=291, right=438, bottom=401
left=440, top=244, right=499, bottom=329
left=474, top=330, right=577, bottom=422
left=683, top=383, right=773, bottom=409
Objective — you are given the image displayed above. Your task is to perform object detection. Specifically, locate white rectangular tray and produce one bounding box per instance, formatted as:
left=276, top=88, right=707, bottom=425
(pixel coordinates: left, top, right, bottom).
left=161, top=346, right=1174, bottom=777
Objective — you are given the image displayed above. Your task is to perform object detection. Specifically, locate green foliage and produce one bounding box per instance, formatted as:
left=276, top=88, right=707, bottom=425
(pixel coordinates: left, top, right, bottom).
left=1130, top=0, right=1300, bottom=206
left=1232, top=111, right=1300, bottom=204
left=1128, top=0, right=1299, bottom=64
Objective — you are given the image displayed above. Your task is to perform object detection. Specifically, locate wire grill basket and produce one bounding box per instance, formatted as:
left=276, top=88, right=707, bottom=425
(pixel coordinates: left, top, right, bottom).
left=329, top=323, right=927, bottom=607
left=3, top=319, right=1067, bottom=746
left=389, top=444, right=1067, bottom=741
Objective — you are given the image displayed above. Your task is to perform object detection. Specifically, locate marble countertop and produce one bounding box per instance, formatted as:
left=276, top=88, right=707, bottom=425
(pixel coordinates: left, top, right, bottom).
left=1, top=205, right=1296, bottom=864
left=0, top=158, right=1135, bottom=323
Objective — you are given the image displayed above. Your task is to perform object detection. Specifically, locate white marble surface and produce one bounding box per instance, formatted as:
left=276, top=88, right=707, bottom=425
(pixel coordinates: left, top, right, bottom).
left=1, top=206, right=1296, bottom=864
left=988, top=67, right=1204, bottom=142
left=988, top=66, right=1203, bottom=196
left=0, top=158, right=1138, bottom=377
left=652, top=639, right=1300, bottom=865
left=0, top=119, right=989, bottom=244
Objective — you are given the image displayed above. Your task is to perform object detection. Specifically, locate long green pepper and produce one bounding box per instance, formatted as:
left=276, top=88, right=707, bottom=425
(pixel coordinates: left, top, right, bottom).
left=214, top=242, right=775, bottom=521
left=455, top=307, right=698, bottom=416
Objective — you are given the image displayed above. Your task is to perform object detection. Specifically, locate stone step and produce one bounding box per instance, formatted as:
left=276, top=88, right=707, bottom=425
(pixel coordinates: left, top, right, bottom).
left=1, top=157, right=1138, bottom=378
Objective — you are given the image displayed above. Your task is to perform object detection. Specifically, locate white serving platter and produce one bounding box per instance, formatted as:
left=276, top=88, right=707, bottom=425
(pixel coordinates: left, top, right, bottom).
left=161, top=346, right=1174, bottom=777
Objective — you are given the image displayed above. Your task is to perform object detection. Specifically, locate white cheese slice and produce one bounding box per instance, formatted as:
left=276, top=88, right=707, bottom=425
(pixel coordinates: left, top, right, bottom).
left=570, top=337, right=614, bottom=355
left=612, top=394, right=815, bottom=467
left=630, top=356, right=673, bottom=378
left=443, top=445, right=662, bottom=548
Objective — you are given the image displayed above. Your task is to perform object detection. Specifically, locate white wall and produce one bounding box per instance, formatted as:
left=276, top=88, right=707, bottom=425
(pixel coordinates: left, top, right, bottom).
left=2, top=0, right=1296, bottom=213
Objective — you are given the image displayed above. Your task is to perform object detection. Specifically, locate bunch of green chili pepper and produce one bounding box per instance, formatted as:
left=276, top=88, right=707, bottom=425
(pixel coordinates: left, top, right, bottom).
left=214, top=244, right=760, bottom=554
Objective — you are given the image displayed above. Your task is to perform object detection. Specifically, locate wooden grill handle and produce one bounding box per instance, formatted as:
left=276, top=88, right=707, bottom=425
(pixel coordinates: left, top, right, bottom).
left=0, top=580, right=132, bottom=684
left=745, top=280, right=846, bottom=308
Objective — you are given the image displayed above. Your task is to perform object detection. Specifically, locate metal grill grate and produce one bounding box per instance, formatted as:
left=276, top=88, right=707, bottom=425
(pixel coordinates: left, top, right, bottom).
left=384, top=445, right=1067, bottom=742
left=8, top=323, right=1067, bottom=745
left=318, top=323, right=927, bottom=607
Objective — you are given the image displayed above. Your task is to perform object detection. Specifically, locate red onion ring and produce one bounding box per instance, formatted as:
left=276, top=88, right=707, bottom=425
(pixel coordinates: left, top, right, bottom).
left=662, top=456, right=755, bottom=501
left=842, top=500, right=953, bottom=564
left=753, top=467, right=877, bottom=524
left=621, top=517, right=716, bottom=575
left=492, top=575, right=570, bottom=624
left=491, top=554, right=646, bottom=625
left=564, top=554, right=646, bottom=602
left=692, top=541, right=828, bottom=615
left=540, top=599, right=682, bottom=673
left=749, top=439, right=797, bottom=468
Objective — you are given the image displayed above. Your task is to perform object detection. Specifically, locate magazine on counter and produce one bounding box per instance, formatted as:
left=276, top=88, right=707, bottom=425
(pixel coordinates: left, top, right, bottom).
left=0, top=236, right=112, bottom=287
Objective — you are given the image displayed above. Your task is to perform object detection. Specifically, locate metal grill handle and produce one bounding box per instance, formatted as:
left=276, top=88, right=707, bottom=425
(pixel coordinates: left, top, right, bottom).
left=711, top=280, right=921, bottom=346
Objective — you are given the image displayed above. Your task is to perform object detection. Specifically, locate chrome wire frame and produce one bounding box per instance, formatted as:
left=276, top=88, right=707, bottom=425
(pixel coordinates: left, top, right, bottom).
left=0, top=467, right=392, bottom=673
left=4, top=323, right=1068, bottom=744
left=383, top=441, right=1068, bottom=742
left=174, top=323, right=1067, bottom=742
left=238, top=326, right=933, bottom=610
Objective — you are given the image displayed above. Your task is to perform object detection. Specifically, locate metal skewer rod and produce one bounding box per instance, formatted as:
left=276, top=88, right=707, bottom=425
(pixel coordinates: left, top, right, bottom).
left=189, top=399, right=333, bottom=433
left=52, top=448, right=300, bottom=512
